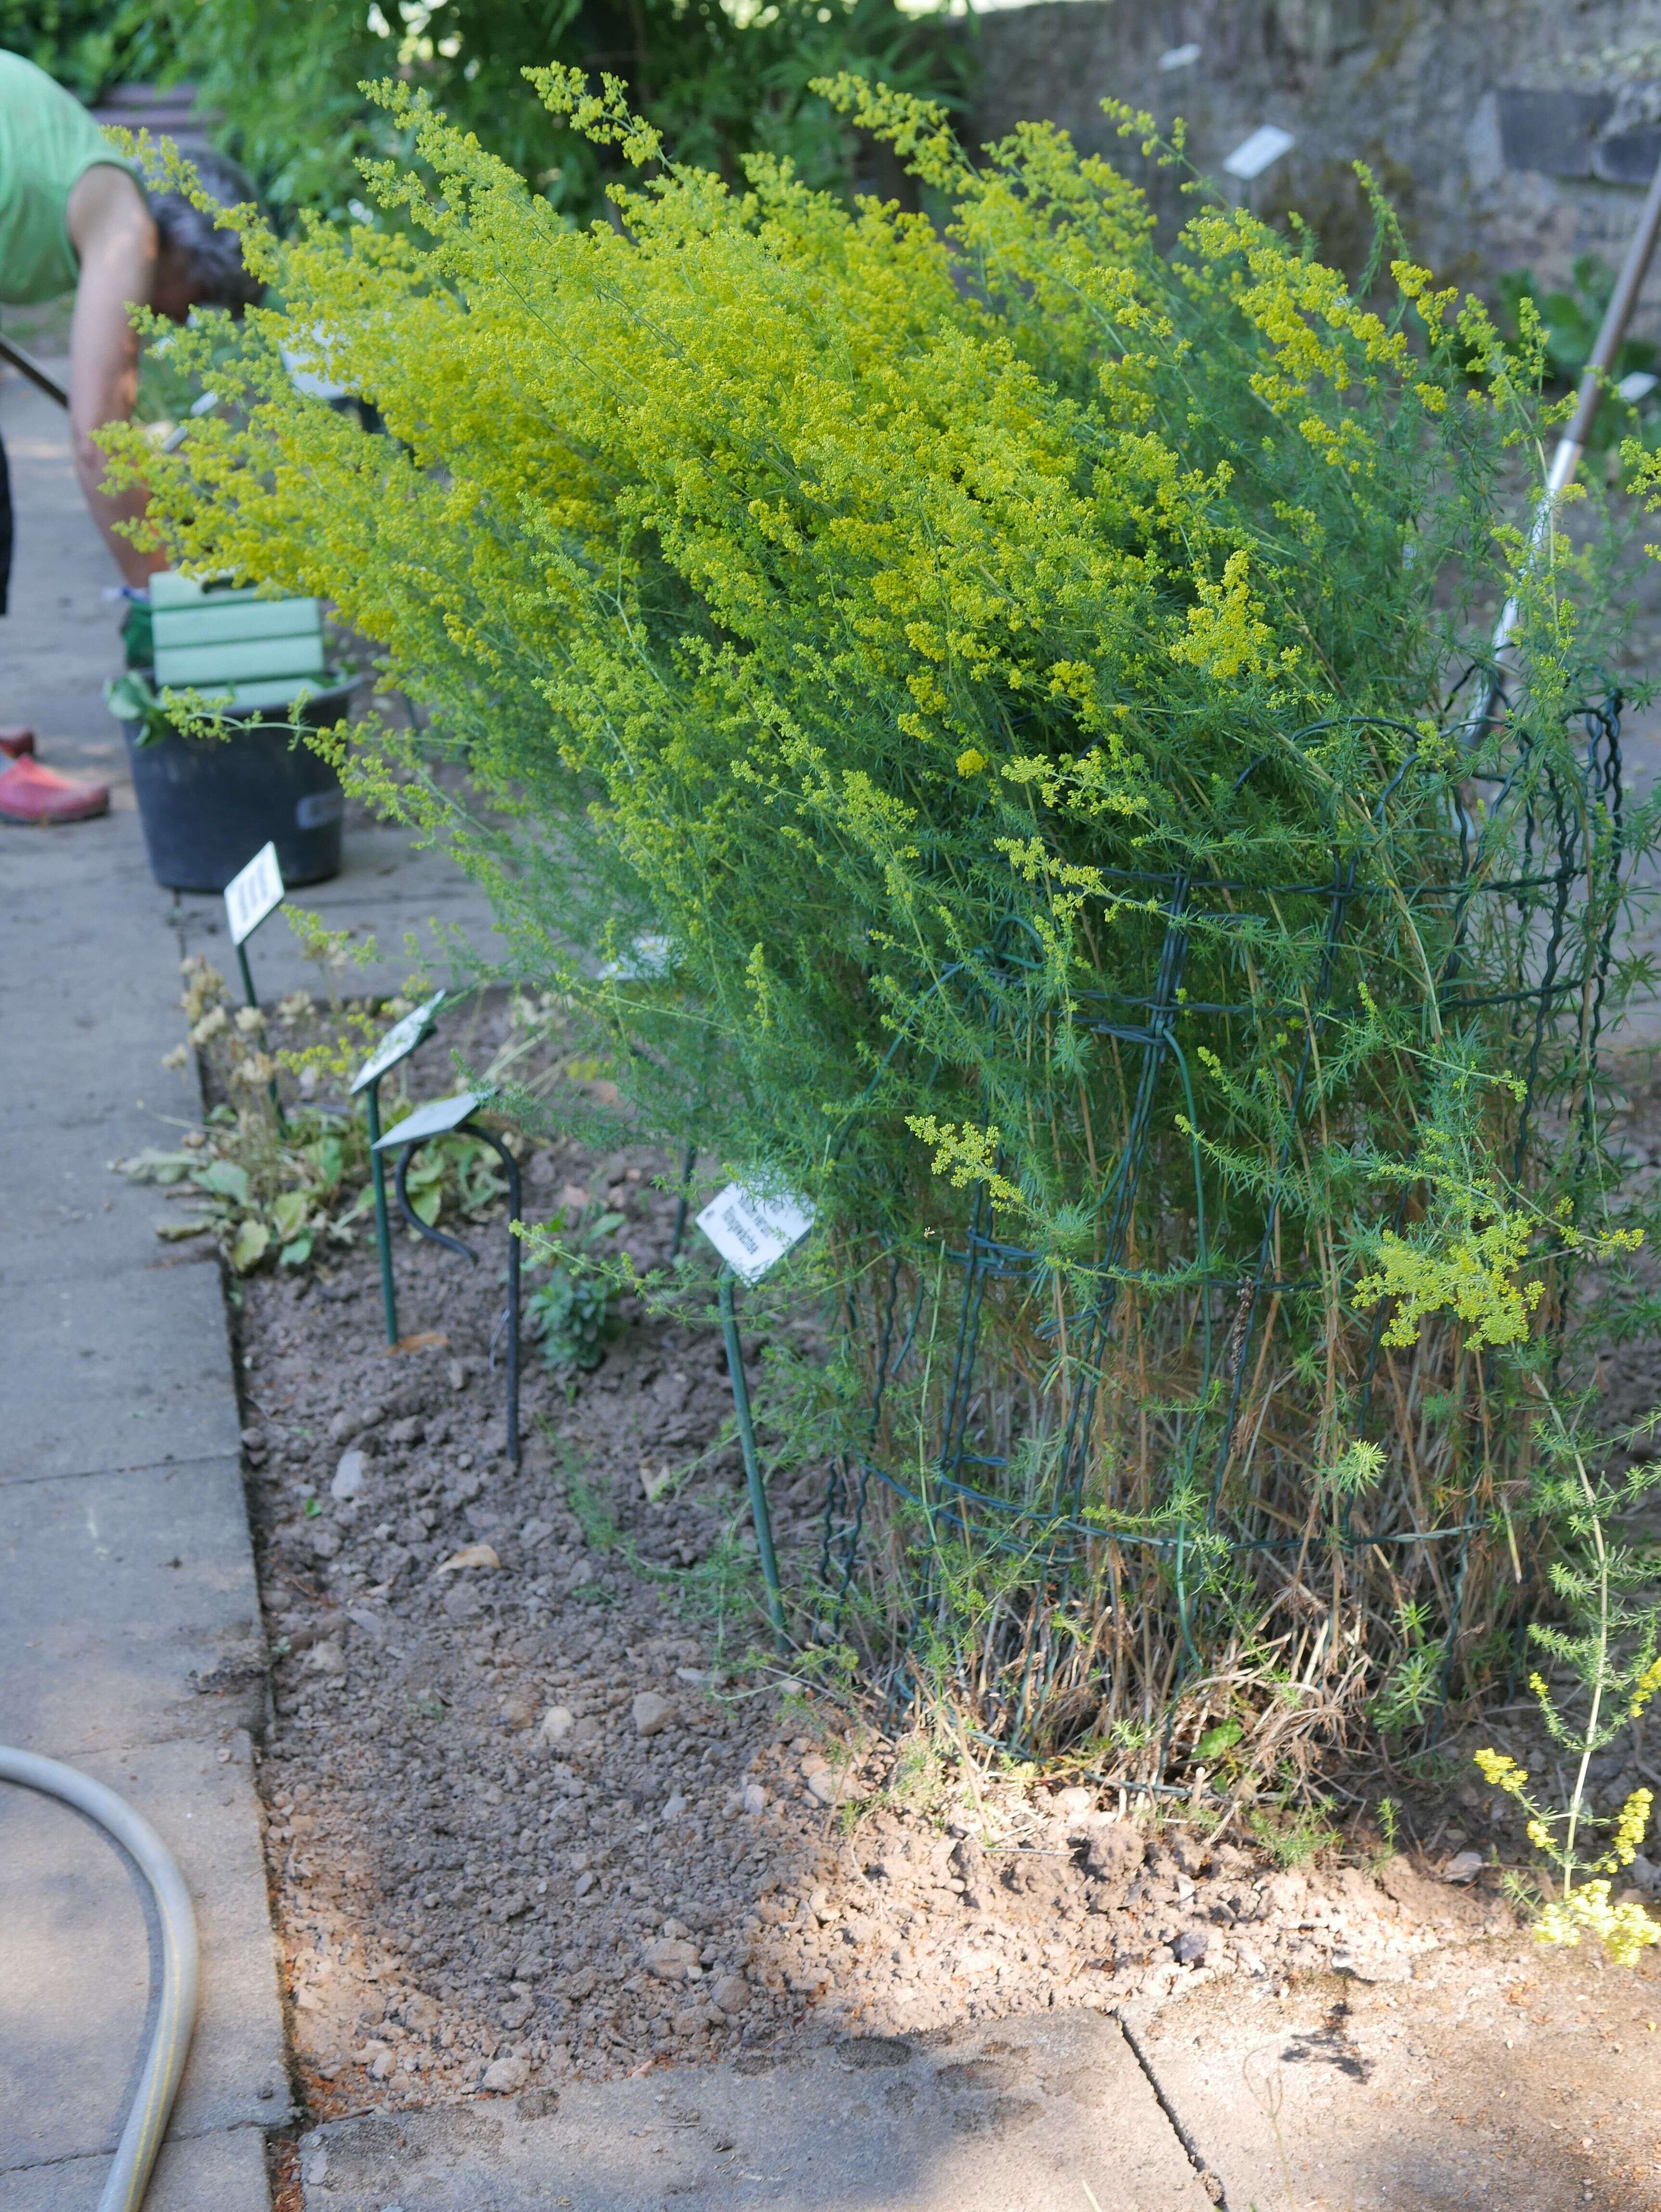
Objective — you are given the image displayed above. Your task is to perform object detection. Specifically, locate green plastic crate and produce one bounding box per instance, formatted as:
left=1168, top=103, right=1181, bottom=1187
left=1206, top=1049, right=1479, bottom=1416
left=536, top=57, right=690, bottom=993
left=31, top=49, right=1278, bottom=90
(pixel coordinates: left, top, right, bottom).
left=148, top=573, right=328, bottom=708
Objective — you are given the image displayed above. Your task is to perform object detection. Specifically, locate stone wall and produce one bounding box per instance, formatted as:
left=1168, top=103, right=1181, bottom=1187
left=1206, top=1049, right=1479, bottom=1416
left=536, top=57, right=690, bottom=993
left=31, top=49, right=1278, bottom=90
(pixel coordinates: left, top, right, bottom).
left=965, top=0, right=1661, bottom=310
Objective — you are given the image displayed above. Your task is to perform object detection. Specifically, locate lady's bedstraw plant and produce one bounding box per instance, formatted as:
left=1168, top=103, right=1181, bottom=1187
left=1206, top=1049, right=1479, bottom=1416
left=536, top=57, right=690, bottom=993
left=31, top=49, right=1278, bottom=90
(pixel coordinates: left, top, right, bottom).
left=1475, top=1752, right=1656, bottom=1966
left=108, top=73, right=1656, bottom=1771
left=1363, top=1137, right=1661, bottom=1963
left=1470, top=1386, right=1661, bottom=1967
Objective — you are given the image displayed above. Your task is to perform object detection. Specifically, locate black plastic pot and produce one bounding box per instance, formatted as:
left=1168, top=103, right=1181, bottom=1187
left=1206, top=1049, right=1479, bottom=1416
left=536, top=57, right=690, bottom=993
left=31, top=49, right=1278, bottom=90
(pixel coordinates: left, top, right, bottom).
left=122, top=687, right=353, bottom=893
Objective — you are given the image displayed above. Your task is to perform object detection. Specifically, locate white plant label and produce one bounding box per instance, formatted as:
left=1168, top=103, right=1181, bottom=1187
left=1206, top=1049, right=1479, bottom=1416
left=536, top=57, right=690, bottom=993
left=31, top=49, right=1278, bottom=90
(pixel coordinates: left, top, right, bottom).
left=600, top=933, right=676, bottom=982
left=372, top=1089, right=486, bottom=1151
left=1223, top=124, right=1295, bottom=181
left=1158, top=41, right=1201, bottom=69
left=696, top=1183, right=817, bottom=1284
left=351, top=992, right=446, bottom=1096
left=282, top=324, right=349, bottom=402
left=1619, top=369, right=1658, bottom=404
left=224, top=841, right=284, bottom=946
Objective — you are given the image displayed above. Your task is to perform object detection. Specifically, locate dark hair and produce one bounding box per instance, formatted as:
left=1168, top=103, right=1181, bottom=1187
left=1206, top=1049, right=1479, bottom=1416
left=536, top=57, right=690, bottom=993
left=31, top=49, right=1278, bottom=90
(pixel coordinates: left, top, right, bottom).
left=149, top=150, right=263, bottom=314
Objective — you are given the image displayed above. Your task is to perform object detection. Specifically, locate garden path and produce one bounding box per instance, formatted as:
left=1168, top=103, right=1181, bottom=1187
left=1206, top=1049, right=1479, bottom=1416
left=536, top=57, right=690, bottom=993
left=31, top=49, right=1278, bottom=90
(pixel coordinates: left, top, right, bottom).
left=294, top=1928, right=1661, bottom=2212
left=0, top=361, right=288, bottom=2207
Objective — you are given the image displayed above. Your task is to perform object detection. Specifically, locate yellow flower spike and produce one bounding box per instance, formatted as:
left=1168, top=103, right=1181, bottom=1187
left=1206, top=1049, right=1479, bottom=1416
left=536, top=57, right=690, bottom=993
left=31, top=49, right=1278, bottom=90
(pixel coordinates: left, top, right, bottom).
left=955, top=748, right=989, bottom=777
left=1612, top=1789, right=1653, bottom=1867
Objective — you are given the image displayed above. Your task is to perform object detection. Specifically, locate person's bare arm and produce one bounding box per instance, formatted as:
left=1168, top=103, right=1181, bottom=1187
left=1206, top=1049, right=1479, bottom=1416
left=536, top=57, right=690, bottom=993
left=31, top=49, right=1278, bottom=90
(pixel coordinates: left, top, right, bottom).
left=65, top=163, right=163, bottom=587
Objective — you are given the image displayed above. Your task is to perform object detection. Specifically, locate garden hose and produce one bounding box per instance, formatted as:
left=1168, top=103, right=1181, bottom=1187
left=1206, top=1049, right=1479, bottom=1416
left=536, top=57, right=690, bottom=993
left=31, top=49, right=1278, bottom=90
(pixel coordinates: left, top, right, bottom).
left=0, top=1747, right=198, bottom=2212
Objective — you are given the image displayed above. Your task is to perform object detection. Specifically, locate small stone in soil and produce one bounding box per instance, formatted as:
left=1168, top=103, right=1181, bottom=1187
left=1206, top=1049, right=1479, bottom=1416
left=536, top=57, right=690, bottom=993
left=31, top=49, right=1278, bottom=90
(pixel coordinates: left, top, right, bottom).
left=643, top=1937, right=699, bottom=1982
left=331, top=1449, right=366, bottom=1501
left=633, top=1690, right=673, bottom=1737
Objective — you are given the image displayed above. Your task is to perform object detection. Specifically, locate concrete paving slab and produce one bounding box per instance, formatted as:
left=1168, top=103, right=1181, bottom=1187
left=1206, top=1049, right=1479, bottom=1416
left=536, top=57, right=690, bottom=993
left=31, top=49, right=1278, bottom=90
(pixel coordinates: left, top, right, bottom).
left=0, top=2122, right=270, bottom=2212
left=1133, top=1939, right=1661, bottom=2212
left=300, top=2009, right=1217, bottom=2212
left=0, top=1255, right=241, bottom=1486
left=0, top=1458, right=264, bottom=1757
left=0, top=821, right=201, bottom=1256
left=0, top=1735, right=291, bottom=2174
left=1, top=1166, right=181, bottom=1277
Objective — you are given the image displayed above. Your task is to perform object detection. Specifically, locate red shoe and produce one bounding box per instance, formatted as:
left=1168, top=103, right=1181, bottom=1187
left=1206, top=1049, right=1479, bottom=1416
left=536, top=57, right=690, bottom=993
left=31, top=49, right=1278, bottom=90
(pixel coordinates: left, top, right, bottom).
left=0, top=756, right=110, bottom=823
left=0, top=726, right=36, bottom=759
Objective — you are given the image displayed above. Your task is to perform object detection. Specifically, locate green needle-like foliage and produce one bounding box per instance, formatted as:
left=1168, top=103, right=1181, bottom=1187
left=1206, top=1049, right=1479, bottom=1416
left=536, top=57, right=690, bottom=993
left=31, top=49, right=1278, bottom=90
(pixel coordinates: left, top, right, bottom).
left=114, top=73, right=1660, bottom=1778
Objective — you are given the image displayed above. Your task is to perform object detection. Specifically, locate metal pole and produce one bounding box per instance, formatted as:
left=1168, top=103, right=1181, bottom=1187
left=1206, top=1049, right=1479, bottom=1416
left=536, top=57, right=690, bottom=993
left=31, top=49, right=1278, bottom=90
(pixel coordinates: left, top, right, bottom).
left=494, top=1136, right=522, bottom=1467
left=364, top=1080, right=399, bottom=1346
left=669, top=1142, right=697, bottom=1261
left=1463, top=151, right=1661, bottom=744
left=718, top=1270, right=787, bottom=1648
left=234, top=939, right=287, bottom=1133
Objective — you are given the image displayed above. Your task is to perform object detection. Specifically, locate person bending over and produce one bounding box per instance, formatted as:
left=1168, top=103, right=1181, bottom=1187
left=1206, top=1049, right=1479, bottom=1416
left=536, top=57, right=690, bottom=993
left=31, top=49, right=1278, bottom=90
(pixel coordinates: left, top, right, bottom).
left=0, top=49, right=258, bottom=822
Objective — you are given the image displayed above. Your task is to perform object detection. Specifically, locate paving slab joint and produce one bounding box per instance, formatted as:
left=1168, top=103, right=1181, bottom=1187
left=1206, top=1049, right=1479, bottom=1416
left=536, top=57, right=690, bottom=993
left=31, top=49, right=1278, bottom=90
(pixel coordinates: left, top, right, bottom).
left=1115, top=2011, right=1229, bottom=2209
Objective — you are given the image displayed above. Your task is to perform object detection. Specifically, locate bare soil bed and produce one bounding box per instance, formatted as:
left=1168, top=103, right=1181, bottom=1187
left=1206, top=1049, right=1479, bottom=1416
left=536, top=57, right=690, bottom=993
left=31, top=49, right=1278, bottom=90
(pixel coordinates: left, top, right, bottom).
left=220, top=1015, right=1545, bottom=2128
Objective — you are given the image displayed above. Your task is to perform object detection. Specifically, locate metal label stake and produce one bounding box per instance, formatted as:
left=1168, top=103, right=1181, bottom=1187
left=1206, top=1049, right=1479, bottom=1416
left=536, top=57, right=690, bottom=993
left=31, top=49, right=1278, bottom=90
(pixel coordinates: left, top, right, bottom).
left=716, top=1269, right=787, bottom=1649
left=350, top=991, right=444, bottom=1346
left=374, top=1090, right=521, bottom=1463
left=669, top=1141, right=697, bottom=1262
left=223, top=841, right=287, bottom=1132
left=695, top=1181, right=817, bottom=1650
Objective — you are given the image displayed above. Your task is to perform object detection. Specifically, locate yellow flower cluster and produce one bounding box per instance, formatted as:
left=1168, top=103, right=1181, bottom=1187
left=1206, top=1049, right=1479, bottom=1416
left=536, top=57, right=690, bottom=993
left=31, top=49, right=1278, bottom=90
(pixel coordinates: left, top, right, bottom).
left=1607, top=1788, right=1654, bottom=1870
left=1355, top=1210, right=1542, bottom=1352
left=904, top=1118, right=1026, bottom=1211
left=1473, top=1747, right=1528, bottom=1797
left=1472, top=1754, right=1658, bottom=1964
left=1534, top=1881, right=1660, bottom=1970
left=1630, top=1654, right=1661, bottom=1721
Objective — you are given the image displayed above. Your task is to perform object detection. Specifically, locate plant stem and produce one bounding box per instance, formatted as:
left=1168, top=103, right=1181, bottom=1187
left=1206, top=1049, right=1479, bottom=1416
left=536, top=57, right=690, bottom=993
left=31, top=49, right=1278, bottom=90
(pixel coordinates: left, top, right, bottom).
left=1533, top=1377, right=1609, bottom=1895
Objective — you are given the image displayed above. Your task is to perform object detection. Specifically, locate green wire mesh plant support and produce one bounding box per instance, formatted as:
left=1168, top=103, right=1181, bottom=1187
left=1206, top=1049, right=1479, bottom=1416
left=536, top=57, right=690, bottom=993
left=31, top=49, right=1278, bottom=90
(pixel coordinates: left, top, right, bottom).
left=815, top=700, right=1632, bottom=1767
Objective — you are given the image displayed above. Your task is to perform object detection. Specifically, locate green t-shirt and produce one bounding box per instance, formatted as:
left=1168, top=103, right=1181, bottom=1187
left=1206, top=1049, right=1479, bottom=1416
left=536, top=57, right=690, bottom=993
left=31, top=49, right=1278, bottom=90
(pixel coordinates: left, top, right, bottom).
left=0, top=50, right=134, bottom=305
